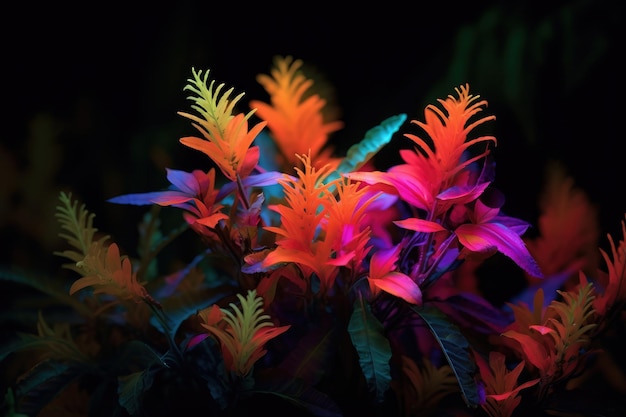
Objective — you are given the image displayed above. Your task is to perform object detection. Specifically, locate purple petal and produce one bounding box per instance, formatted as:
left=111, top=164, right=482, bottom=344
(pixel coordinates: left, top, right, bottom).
left=108, top=191, right=172, bottom=206
left=166, top=168, right=200, bottom=195
left=456, top=222, right=543, bottom=278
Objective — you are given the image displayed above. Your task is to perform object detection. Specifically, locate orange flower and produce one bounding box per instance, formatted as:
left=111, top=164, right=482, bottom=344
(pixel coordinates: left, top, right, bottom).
left=405, top=83, right=496, bottom=185
left=250, top=55, right=344, bottom=170
left=323, top=178, right=379, bottom=282
left=262, top=153, right=341, bottom=292
left=346, top=84, right=496, bottom=215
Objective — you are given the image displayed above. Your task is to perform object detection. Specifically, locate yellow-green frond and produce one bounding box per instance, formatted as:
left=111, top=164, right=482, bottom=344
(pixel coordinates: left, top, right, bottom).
left=54, top=191, right=109, bottom=266
left=178, top=68, right=256, bottom=142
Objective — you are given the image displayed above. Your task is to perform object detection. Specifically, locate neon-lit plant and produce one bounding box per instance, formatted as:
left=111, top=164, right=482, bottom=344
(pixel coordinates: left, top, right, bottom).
left=1, top=55, right=624, bottom=417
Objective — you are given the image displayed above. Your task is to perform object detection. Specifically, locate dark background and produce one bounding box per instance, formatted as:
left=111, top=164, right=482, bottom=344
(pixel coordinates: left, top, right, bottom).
left=2, top=0, right=624, bottom=276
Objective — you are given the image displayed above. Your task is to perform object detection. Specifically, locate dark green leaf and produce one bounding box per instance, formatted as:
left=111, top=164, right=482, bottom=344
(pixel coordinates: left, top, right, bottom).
left=149, top=284, right=234, bottom=341
left=14, top=359, right=85, bottom=416
left=254, top=371, right=343, bottom=417
left=279, top=320, right=336, bottom=385
left=117, top=368, right=157, bottom=415
left=413, top=304, right=480, bottom=408
left=0, top=267, right=91, bottom=316
left=348, top=297, right=392, bottom=404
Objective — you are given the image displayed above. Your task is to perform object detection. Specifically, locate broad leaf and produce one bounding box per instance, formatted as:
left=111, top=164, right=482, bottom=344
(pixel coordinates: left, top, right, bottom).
left=412, top=304, right=481, bottom=408
left=149, top=283, right=235, bottom=341
left=254, top=370, right=343, bottom=417
left=278, top=320, right=336, bottom=385
left=348, top=297, right=392, bottom=403
left=117, top=368, right=157, bottom=416
left=14, top=359, right=85, bottom=417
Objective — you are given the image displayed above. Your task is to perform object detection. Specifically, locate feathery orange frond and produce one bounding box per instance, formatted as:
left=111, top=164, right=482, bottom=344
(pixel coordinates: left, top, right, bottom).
left=262, top=153, right=342, bottom=292
left=69, top=242, right=148, bottom=303
left=55, top=192, right=151, bottom=304
left=323, top=179, right=378, bottom=276
left=404, top=84, right=496, bottom=183
left=250, top=55, right=344, bottom=170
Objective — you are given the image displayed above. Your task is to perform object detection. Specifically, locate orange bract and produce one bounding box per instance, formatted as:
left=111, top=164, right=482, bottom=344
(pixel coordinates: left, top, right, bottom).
left=178, top=68, right=266, bottom=181
left=405, top=83, right=496, bottom=183
left=250, top=55, right=344, bottom=170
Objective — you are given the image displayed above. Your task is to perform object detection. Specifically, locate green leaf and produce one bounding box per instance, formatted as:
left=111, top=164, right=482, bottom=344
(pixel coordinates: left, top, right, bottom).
left=150, top=284, right=235, bottom=341
left=0, top=267, right=92, bottom=317
left=413, top=304, right=481, bottom=408
left=348, top=296, right=392, bottom=404
left=117, top=368, right=157, bottom=416
left=0, top=331, right=91, bottom=365
left=14, top=359, right=85, bottom=417
left=54, top=191, right=109, bottom=263
left=327, top=113, right=407, bottom=184
left=3, top=388, right=30, bottom=417
left=254, top=371, right=343, bottom=417
left=279, top=321, right=336, bottom=385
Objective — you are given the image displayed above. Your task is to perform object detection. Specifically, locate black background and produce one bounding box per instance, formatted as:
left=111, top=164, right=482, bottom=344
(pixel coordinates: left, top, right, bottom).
left=3, top=0, right=624, bottom=274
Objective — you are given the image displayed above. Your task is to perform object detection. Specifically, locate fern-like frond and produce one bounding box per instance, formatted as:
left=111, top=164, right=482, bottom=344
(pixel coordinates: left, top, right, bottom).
left=7, top=311, right=94, bottom=364
left=179, top=68, right=254, bottom=139
left=199, top=289, right=290, bottom=376
left=249, top=55, right=344, bottom=169
left=178, top=69, right=265, bottom=181
left=546, top=282, right=597, bottom=366
left=54, top=191, right=109, bottom=265
left=394, top=355, right=459, bottom=415
left=69, top=242, right=148, bottom=304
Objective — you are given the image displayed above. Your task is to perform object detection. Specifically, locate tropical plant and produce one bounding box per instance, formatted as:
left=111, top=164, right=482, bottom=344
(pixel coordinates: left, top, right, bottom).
left=1, top=55, right=624, bottom=417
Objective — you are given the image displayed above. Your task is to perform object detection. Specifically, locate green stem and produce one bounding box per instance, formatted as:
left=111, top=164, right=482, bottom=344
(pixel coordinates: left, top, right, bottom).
left=148, top=302, right=184, bottom=364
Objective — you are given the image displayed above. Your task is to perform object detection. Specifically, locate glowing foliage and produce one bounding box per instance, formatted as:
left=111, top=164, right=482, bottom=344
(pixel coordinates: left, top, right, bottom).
left=198, top=289, right=290, bottom=376
left=406, top=83, right=496, bottom=180
left=367, top=244, right=422, bottom=305
left=502, top=282, right=597, bottom=394
left=261, top=153, right=341, bottom=293
left=393, top=355, right=459, bottom=416
left=55, top=192, right=150, bottom=304
left=348, top=83, right=541, bottom=287
left=250, top=55, right=344, bottom=170
left=592, top=213, right=626, bottom=315
left=3, top=57, right=624, bottom=417
left=178, top=68, right=266, bottom=181
left=475, top=351, right=539, bottom=417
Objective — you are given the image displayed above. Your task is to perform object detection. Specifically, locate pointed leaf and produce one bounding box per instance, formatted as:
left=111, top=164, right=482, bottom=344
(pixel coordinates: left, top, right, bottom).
left=413, top=304, right=481, bottom=408
left=14, top=360, right=85, bottom=417
left=328, top=113, right=407, bottom=183
left=348, top=297, right=392, bottom=403
left=500, top=331, right=548, bottom=370
left=254, top=371, right=343, bottom=417
left=118, top=369, right=157, bottom=416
